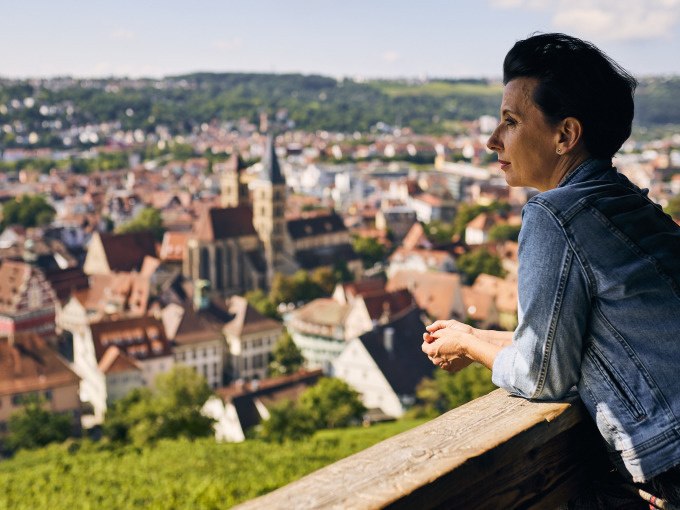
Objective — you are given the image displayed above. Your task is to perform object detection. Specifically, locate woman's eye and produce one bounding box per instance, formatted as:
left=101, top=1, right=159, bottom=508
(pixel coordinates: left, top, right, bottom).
left=504, top=117, right=516, bottom=126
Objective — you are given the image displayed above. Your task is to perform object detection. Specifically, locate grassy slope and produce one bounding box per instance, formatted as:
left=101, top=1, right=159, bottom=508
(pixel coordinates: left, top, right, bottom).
left=371, top=80, right=503, bottom=98
left=0, top=419, right=426, bottom=510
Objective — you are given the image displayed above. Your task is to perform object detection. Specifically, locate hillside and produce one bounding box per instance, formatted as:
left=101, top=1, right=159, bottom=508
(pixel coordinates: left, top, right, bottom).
left=0, top=419, right=425, bottom=509
left=1, top=73, right=678, bottom=150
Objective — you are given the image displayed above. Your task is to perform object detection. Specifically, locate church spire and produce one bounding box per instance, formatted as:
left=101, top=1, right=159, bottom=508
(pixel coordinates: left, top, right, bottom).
left=263, top=134, right=285, bottom=185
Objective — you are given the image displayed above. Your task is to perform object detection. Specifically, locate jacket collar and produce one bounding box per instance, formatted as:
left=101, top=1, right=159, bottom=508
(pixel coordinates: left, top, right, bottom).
left=558, top=158, right=613, bottom=188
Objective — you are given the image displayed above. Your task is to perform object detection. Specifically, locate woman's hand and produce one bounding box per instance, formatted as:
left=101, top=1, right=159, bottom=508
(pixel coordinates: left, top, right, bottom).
left=423, top=319, right=475, bottom=343
left=422, top=320, right=476, bottom=372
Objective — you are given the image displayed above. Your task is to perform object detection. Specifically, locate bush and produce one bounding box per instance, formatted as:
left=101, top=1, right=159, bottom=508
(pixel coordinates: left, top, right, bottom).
left=258, top=401, right=316, bottom=443
left=102, top=366, right=215, bottom=445
left=298, top=378, right=366, bottom=429
left=6, top=396, right=72, bottom=452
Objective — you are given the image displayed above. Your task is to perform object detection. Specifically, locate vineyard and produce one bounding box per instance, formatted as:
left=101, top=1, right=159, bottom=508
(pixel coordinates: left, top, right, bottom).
left=0, top=419, right=425, bottom=509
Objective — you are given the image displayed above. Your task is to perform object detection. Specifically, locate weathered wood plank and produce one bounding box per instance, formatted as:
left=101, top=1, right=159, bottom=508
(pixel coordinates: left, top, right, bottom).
left=234, top=389, right=606, bottom=510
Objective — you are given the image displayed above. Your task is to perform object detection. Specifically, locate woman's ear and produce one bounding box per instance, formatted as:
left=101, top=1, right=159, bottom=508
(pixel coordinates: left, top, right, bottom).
left=556, top=117, right=584, bottom=154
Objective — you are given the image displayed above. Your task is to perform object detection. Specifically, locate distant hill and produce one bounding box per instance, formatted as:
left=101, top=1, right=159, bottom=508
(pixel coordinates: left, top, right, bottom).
left=0, top=73, right=678, bottom=149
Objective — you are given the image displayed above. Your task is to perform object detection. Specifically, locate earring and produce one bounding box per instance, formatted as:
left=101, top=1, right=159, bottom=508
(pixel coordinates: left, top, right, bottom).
left=556, top=148, right=562, bottom=154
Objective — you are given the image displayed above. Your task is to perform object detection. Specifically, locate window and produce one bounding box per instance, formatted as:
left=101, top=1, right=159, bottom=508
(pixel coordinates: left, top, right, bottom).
left=44, top=390, right=53, bottom=401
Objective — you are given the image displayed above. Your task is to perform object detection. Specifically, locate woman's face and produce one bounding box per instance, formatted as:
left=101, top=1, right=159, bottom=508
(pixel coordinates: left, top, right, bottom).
left=486, top=77, right=562, bottom=191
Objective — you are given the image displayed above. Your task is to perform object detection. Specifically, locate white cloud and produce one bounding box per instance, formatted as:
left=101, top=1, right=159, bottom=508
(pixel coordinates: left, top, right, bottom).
left=553, top=0, right=680, bottom=40
left=381, top=51, right=400, bottom=63
left=490, top=0, right=550, bottom=9
left=489, top=0, right=680, bottom=41
left=110, top=28, right=135, bottom=41
left=213, top=37, right=243, bottom=51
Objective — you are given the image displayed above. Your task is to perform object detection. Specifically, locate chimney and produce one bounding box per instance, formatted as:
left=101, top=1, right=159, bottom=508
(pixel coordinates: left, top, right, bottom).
left=383, top=327, right=395, bottom=358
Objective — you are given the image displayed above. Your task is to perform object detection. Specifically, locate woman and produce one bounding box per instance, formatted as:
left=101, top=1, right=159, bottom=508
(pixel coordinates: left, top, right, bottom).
left=422, top=33, right=680, bottom=507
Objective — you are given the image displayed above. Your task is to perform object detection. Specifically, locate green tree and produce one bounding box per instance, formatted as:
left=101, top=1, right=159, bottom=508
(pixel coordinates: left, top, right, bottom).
left=270, top=270, right=323, bottom=305
left=2, top=194, right=55, bottom=228
left=407, top=364, right=496, bottom=418
left=268, top=331, right=305, bottom=377
left=457, top=247, right=506, bottom=284
left=310, top=266, right=340, bottom=295
left=6, top=396, right=72, bottom=452
left=453, top=201, right=511, bottom=239
left=245, top=289, right=280, bottom=320
left=102, top=366, right=215, bottom=445
left=258, top=400, right=316, bottom=443
left=488, top=223, right=522, bottom=242
left=116, top=207, right=165, bottom=241
left=352, top=235, right=387, bottom=268
left=665, top=195, right=680, bottom=219
left=422, top=220, right=456, bottom=245
left=298, top=378, right=366, bottom=429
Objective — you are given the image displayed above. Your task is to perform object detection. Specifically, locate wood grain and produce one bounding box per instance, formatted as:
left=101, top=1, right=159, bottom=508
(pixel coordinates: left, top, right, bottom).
left=234, top=389, right=607, bottom=510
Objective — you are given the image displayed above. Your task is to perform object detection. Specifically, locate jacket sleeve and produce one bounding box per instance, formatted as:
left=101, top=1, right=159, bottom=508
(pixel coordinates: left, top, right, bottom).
left=492, top=201, right=591, bottom=400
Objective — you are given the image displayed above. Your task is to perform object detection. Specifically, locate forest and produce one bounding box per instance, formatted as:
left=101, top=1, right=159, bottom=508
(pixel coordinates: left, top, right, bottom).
left=1, top=73, right=679, bottom=149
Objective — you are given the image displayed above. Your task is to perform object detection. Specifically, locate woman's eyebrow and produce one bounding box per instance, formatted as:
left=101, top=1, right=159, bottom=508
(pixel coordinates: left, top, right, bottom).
left=501, top=108, right=519, bottom=117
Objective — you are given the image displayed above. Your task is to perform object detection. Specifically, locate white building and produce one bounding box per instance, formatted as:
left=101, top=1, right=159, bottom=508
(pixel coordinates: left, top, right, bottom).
left=58, top=297, right=173, bottom=425
left=333, top=307, right=434, bottom=418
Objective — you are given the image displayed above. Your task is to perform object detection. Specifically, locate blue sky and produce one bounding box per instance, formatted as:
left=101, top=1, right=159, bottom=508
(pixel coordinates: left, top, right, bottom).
left=2, top=0, right=680, bottom=79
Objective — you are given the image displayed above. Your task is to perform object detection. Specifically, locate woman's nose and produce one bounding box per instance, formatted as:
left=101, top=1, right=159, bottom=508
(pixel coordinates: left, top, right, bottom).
left=487, top=126, right=502, bottom=152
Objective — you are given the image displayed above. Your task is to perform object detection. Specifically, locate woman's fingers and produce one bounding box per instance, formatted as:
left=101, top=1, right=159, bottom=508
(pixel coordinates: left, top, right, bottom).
left=425, top=320, right=451, bottom=332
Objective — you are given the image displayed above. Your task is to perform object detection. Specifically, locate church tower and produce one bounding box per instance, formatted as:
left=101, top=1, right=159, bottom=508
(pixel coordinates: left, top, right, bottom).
left=253, top=134, right=288, bottom=285
left=220, top=152, right=249, bottom=208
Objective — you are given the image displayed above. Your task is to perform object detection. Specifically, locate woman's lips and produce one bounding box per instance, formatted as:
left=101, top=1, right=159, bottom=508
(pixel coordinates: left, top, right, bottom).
left=498, top=159, right=511, bottom=170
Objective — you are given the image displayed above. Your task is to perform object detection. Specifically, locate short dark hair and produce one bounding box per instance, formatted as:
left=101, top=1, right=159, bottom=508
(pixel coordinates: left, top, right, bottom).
left=503, top=33, right=637, bottom=159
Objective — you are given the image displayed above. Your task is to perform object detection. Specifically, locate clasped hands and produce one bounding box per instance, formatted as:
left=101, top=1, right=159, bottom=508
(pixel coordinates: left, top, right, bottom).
left=421, top=319, right=476, bottom=372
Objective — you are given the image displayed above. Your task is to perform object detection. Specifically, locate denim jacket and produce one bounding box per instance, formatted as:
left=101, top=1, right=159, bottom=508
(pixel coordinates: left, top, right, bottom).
left=492, top=158, right=680, bottom=482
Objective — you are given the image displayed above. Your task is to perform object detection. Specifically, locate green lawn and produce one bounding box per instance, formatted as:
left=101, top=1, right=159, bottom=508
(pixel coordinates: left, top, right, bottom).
left=0, top=419, right=426, bottom=510
left=371, top=80, right=503, bottom=98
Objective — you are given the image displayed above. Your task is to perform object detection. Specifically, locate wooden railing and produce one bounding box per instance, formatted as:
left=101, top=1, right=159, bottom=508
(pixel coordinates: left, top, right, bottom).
left=234, top=389, right=608, bottom=509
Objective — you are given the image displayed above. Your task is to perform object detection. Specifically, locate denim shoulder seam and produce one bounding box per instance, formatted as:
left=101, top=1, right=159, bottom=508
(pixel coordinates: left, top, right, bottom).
left=530, top=195, right=585, bottom=225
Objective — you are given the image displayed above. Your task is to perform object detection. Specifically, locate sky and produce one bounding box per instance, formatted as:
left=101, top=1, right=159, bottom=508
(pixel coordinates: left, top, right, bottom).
left=2, top=0, right=680, bottom=80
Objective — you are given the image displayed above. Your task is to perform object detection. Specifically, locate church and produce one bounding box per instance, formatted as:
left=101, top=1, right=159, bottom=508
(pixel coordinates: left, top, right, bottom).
left=183, top=135, right=361, bottom=297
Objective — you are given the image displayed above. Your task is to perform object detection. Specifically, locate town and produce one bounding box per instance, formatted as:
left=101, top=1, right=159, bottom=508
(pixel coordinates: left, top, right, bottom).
left=1, top=73, right=680, bottom=506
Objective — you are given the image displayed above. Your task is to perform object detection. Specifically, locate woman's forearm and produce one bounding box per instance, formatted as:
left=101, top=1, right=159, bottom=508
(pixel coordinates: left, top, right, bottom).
left=473, top=328, right=514, bottom=347
left=462, top=337, right=505, bottom=371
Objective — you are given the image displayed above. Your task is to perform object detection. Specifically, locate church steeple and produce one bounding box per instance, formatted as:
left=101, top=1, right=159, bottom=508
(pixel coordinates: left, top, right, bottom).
left=252, top=134, right=289, bottom=286
left=263, top=134, right=285, bottom=186
left=220, top=151, right=249, bottom=208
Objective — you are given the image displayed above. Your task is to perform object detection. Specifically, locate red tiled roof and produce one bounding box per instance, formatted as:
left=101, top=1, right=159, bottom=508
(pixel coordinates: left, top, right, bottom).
left=194, top=206, right=257, bottom=241
left=98, top=345, right=143, bottom=374
left=89, top=316, right=171, bottom=362
left=99, top=231, right=158, bottom=272
left=216, top=369, right=323, bottom=400
left=386, top=270, right=462, bottom=321
left=402, top=222, right=431, bottom=251
left=0, top=261, right=32, bottom=313
left=361, top=289, right=416, bottom=322
left=461, top=287, right=495, bottom=321
left=342, top=278, right=386, bottom=300
left=0, top=334, right=80, bottom=396
left=160, top=232, right=189, bottom=262
left=221, top=296, right=281, bottom=336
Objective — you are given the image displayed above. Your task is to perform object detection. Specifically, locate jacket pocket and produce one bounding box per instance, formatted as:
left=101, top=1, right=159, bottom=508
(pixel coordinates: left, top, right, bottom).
left=586, top=346, right=647, bottom=422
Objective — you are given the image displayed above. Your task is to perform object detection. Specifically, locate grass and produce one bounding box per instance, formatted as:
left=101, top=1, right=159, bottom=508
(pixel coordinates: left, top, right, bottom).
left=371, top=80, right=503, bottom=98
left=0, top=419, right=426, bottom=510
